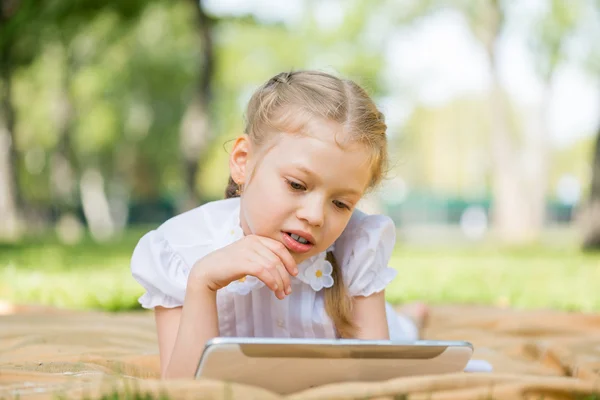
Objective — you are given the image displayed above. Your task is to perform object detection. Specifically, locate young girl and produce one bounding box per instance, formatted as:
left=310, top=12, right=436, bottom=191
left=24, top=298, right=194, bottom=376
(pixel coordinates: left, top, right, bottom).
left=131, top=70, right=428, bottom=379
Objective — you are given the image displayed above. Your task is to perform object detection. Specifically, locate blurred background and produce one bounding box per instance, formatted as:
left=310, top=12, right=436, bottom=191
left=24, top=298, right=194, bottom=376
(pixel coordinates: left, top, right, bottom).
left=1, top=0, right=599, bottom=314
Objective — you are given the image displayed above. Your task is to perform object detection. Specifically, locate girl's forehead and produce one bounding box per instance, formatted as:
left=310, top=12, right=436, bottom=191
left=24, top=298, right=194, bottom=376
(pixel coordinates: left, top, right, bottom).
left=254, top=111, right=375, bottom=170
left=269, top=127, right=365, bottom=154
left=265, top=108, right=348, bottom=143
left=269, top=116, right=355, bottom=148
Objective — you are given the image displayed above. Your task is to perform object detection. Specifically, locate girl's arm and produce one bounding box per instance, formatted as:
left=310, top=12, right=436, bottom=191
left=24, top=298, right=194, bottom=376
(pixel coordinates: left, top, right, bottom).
left=154, top=284, right=219, bottom=379
left=153, top=235, right=297, bottom=379
left=351, top=290, right=390, bottom=339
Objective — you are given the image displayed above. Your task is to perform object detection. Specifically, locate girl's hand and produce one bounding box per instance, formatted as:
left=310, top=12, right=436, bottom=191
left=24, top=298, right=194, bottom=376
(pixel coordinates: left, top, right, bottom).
left=189, top=235, right=298, bottom=299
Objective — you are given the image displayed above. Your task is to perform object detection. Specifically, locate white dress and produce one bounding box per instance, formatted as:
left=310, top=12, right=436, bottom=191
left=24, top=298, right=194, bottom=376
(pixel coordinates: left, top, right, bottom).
left=130, top=197, right=418, bottom=340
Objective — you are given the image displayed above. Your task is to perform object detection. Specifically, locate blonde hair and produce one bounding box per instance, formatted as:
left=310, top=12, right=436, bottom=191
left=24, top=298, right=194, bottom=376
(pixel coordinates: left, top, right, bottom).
left=225, top=70, right=388, bottom=338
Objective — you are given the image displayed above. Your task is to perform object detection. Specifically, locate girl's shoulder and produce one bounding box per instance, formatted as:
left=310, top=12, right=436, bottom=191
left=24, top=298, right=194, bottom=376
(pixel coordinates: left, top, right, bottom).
left=333, top=209, right=398, bottom=298
left=130, top=198, right=241, bottom=309
left=345, top=207, right=394, bottom=231
left=154, top=197, right=240, bottom=247
left=338, top=208, right=396, bottom=248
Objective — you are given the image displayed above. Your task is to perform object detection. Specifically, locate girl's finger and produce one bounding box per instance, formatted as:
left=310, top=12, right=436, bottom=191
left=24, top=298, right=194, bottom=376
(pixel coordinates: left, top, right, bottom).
left=247, top=261, right=279, bottom=293
left=257, top=246, right=291, bottom=296
left=258, top=237, right=298, bottom=277
left=252, top=251, right=285, bottom=299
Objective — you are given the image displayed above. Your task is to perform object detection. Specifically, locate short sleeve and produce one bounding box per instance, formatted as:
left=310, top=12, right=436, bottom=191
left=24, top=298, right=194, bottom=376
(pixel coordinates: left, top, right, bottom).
left=130, top=229, right=192, bottom=309
left=333, top=211, right=398, bottom=297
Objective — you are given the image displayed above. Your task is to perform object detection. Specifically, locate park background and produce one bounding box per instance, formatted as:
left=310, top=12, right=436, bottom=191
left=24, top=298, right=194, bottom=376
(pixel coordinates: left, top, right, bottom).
left=1, top=0, right=599, bottom=315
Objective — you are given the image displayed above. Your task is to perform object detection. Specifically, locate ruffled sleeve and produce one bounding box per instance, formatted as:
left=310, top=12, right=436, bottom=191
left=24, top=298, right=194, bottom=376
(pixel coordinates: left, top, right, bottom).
left=333, top=211, right=398, bottom=297
left=130, top=229, right=192, bottom=309
left=130, top=198, right=242, bottom=308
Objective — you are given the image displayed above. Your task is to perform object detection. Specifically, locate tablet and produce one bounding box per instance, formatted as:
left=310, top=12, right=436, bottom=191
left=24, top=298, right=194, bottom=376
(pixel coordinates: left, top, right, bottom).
left=195, top=337, right=473, bottom=394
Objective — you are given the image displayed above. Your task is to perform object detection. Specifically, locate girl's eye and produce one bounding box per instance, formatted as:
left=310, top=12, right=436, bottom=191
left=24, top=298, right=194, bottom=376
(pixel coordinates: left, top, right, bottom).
left=333, top=200, right=350, bottom=210
left=288, top=180, right=306, bottom=191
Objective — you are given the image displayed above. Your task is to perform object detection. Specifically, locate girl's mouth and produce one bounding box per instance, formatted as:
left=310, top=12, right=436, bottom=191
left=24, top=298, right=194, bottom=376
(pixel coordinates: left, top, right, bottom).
left=282, top=232, right=314, bottom=253
left=288, top=233, right=310, bottom=244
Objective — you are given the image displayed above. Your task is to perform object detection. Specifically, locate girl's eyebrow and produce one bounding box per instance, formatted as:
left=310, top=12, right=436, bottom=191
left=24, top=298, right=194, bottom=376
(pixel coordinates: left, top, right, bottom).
left=294, top=165, right=318, bottom=178
left=337, top=188, right=362, bottom=196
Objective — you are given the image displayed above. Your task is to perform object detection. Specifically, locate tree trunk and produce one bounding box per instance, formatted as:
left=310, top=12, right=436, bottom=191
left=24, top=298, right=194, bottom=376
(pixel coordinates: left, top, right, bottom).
left=178, top=0, right=215, bottom=212
left=582, top=122, right=600, bottom=250
left=523, top=84, right=552, bottom=236
left=482, top=1, right=535, bottom=244
left=80, top=167, right=115, bottom=242
left=488, top=73, right=534, bottom=243
left=49, top=50, right=86, bottom=241
left=0, top=36, right=21, bottom=240
left=51, top=51, right=78, bottom=217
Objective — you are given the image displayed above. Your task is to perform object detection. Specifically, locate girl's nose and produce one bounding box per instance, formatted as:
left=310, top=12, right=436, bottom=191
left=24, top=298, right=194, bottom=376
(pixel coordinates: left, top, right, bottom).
left=296, top=197, right=325, bottom=227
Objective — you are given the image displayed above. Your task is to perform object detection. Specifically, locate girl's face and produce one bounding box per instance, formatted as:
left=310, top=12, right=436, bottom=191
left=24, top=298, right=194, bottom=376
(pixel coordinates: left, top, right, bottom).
left=230, top=117, right=374, bottom=264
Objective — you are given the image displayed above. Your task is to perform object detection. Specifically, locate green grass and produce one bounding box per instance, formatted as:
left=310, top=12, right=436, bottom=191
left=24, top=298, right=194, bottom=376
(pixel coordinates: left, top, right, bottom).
left=1, top=228, right=599, bottom=312
left=386, top=242, right=600, bottom=312
left=0, top=228, right=151, bottom=311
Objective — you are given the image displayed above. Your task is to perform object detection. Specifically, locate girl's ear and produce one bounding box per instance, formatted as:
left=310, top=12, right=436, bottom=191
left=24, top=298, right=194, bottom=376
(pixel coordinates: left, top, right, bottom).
left=229, top=135, right=251, bottom=186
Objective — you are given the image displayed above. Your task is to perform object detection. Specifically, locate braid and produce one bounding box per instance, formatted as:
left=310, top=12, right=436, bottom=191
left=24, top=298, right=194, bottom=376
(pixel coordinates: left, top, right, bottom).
left=324, top=251, right=355, bottom=338
left=267, top=71, right=294, bottom=86
left=224, top=176, right=240, bottom=199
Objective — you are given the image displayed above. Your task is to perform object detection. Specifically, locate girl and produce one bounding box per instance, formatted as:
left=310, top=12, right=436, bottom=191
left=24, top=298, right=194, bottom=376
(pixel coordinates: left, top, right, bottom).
left=131, top=70, right=428, bottom=379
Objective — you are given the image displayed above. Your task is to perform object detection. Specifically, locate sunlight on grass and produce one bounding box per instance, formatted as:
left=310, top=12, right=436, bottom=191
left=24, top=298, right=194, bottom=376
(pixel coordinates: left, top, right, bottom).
left=1, top=265, right=142, bottom=311
left=386, top=245, right=600, bottom=312
left=0, top=229, right=148, bottom=311
left=1, top=229, right=599, bottom=312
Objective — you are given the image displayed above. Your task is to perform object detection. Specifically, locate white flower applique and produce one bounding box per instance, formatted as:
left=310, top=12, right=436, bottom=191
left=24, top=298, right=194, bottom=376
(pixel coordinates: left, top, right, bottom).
left=226, top=275, right=265, bottom=295
left=303, top=254, right=334, bottom=291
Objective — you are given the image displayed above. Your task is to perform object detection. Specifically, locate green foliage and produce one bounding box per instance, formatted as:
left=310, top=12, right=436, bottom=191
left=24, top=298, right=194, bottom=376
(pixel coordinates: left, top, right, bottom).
left=396, top=95, right=493, bottom=196
left=4, top=0, right=396, bottom=208
left=529, top=0, right=584, bottom=82
left=1, top=0, right=598, bottom=243
left=0, top=0, right=154, bottom=66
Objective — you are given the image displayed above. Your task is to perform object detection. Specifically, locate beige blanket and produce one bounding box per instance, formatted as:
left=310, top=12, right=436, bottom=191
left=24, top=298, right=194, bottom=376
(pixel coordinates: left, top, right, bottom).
left=1, top=304, right=599, bottom=399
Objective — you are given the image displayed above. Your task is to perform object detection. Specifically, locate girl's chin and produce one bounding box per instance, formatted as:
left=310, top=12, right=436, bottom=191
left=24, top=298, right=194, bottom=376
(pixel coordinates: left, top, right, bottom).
left=291, top=252, right=306, bottom=263
left=291, top=252, right=314, bottom=264
left=291, top=248, right=327, bottom=264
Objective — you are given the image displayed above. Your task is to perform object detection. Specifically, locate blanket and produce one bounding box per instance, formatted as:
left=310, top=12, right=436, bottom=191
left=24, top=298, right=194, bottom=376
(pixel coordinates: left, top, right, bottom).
left=1, top=303, right=599, bottom=399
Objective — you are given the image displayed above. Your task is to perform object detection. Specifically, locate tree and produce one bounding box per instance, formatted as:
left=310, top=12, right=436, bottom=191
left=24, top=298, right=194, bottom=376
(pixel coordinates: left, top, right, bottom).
left=370, top=0, right=533, bottom=242
left=582, top=0, right=600, bottom=249
left=449, top=0, right=532, bottom=243
left=0, top=0, right=41, bottom=239
left=426, top=0, right=577, bottom=243
left=0, top=0, right=155, bottom=240
left=178, top=0, right=215, bottom=212
left=584, top=132, right=600, bottom=249
left=528, top=0, right=582, bottom=237
left=49, top=5, right=153, bottom=241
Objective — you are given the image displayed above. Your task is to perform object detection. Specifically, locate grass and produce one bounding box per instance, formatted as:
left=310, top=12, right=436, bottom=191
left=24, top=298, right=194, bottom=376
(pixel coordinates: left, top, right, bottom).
left=386, top=242, right=600, bottom=312
left=0, top=227, right=151, bottom=311
left=1, top=227, right=599, bottom=313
